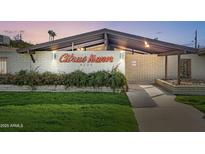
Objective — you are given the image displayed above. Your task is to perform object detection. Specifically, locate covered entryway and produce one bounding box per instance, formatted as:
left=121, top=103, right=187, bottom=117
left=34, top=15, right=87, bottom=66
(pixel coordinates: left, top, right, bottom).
left=17, top=28, right=198, bottom=85
left=125, top=53, right=165, bottom=83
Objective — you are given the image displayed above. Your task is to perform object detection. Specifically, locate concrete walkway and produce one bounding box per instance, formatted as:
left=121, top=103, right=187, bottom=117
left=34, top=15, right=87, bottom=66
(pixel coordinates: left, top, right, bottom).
left=127, top=84, right=157, bottom=108
left=127, top=84, right=205, bottom=132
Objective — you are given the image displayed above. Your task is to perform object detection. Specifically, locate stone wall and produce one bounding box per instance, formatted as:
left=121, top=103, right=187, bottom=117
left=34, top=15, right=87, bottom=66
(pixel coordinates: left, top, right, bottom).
left=0, top=84, right=121, bottom=93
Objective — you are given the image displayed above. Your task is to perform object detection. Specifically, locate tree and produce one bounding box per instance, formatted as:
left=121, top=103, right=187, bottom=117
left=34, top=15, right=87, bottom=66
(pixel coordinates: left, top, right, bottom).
left=10, top=40, right=33, bottom=48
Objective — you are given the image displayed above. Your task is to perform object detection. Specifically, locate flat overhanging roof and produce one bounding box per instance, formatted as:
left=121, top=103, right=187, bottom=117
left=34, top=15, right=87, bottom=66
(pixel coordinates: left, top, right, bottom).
left=0, top=46, right=17, bottom=52
left=198, top=48, right=205, bottom=55
left=17, top=28, right=198, bottom=55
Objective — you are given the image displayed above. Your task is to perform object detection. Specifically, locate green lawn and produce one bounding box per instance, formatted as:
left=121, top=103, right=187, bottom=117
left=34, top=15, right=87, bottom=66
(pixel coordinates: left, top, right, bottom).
left=176, top=95, right=205, bottom=113
left=0, top=92, right=138, bottom=132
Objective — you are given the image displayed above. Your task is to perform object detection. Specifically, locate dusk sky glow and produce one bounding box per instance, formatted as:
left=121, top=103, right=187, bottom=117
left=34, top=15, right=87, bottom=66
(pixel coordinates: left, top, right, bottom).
left=1, top=21, right=205, bottom=47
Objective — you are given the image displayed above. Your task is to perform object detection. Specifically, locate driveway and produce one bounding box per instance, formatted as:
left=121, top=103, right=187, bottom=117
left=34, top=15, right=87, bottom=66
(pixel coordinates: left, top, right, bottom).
left=127, top=84, right=205, bottom=132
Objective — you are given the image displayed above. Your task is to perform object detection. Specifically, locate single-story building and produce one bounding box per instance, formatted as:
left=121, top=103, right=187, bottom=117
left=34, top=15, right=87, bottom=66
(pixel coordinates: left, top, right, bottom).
left=0, top=28, right=204, bottom=85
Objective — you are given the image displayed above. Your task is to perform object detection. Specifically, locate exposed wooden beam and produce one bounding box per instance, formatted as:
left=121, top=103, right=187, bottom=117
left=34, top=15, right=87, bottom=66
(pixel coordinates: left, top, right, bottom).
left=109, top=44, right=147, bottom=54
left=165, top=56, right=168, bottom=80
left=109, top=37, right=175, bottom=52
left=104, top=33, right=109, bottom=50
left=29, top=53, right=35, bottom=63
left=106, top=29, right=198, bottom=52
left=55, top=39, right=104, bottom=51
left=17, top=29, right=105, bottom=53
left=198, top=49, right=205, bottom=56
left=177, top=53, right=181, bottom=85
left=158, top=50, right=184, bottom=56
left=17, top=28, right=198, bottom=54
left=110, top=44, right=153, bottom=54
left=72, top=42, right=74, bottom=51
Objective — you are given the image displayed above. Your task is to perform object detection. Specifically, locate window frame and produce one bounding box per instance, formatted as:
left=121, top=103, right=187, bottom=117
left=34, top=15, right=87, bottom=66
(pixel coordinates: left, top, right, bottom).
left=0, top=57, right=8, bottom=75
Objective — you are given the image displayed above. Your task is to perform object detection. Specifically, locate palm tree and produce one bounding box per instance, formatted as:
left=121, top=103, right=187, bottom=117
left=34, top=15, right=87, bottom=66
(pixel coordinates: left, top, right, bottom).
left=48, top=30, right=57, bottom=41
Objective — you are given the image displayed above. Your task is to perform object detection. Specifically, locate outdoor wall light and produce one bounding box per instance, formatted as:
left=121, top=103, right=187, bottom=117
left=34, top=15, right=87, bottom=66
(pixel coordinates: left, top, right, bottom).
left=120, top=51, right=125, bottom=59
left=52, top=51, right=57, bottom=60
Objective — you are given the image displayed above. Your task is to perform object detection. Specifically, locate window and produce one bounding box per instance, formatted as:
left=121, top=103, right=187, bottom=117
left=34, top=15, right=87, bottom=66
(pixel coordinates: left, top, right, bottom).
left=180, top=59, right=191, bottom=79
left=0, top=57, right=7, bottom=74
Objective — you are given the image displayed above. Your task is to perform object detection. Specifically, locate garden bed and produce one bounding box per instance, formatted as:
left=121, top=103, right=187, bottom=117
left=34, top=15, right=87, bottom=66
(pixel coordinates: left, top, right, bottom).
left=176, top=95, right=205, bottom=113
left=0, top=70, right=128, bottom=92
left=156, top=79, right=205, bottom=95
left=165, top=79, right=205, bottom=86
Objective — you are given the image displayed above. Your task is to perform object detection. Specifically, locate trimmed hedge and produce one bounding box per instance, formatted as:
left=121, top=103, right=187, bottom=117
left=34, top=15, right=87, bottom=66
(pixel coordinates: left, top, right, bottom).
left=0, top=70, right=128, bottom=92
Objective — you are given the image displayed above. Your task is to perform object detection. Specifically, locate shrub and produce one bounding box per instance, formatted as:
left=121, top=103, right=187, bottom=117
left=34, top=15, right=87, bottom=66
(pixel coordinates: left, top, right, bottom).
left=109, top=69, right=128, bottom=92
left=95, top=71, right=111, bottom=87
left=87, top=72, right=96, bottom=87
left=0, top=69, right=128, bottom=91
left=14, top=70, right=30, bottom=86
left=0, top=74, right=15, bottom=84
left=66, top=70, right=88, bottom=87
left=40, top=72, right=63, bottom=85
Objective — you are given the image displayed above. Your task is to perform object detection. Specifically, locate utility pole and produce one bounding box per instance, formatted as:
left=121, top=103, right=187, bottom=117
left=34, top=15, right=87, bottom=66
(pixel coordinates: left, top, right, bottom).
left=194, top=30, right=198, bottom=48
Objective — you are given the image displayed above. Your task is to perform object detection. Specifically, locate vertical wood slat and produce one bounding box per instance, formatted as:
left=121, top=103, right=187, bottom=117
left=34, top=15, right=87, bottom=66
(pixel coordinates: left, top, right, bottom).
left=72, top=42, right=74, bottom=51
left=165, top=55, right=168, bottom=80
left=177, top=53, right=181, bottom=85
left=180, top=59, right=191, bottom=79
left=188, top=59, right=191, bottom=79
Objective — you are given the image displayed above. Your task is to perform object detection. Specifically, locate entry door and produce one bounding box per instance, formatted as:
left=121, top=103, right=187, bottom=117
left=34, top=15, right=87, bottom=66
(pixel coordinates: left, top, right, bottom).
left=0, top=58, right=7, bottom=74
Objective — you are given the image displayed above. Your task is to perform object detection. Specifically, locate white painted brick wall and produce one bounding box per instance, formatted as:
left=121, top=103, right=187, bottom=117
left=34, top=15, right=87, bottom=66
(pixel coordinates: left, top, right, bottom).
left=0, top=51, right=31, bottom=73
left=1, top=51, right=205, bottom=83
left=31, top=51, right=125, bottom=74
left=167, top=54, right=205, bottom=80
left=0, top=51, right=125, bottom=74
left=126, top=53, right=205, bottom=83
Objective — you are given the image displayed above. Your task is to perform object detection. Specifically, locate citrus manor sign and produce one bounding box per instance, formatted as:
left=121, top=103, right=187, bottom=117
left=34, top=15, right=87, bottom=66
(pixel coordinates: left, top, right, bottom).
left=45, top=51, right=125, bottom=74
left=59, top=53, right=114, bottom=63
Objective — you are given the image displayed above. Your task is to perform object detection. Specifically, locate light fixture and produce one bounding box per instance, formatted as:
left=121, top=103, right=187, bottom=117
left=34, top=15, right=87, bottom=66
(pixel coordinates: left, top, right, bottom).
left=145, top=44, right=150, bottom=48
left=76, top=47, right=85, bottom=51
left=120, top=50, right=125, bottom=59
left=144, top=41, right=150, bottom=48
